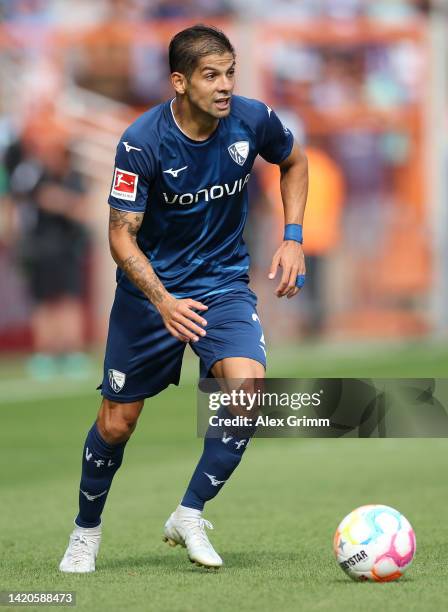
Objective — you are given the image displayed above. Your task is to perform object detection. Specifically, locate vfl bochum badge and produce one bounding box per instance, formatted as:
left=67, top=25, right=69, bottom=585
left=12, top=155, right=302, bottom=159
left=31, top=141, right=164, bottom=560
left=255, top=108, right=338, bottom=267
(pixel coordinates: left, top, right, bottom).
left=228, top=141, right=249, bottom=166
left=108, top=369, right=126, bottom=393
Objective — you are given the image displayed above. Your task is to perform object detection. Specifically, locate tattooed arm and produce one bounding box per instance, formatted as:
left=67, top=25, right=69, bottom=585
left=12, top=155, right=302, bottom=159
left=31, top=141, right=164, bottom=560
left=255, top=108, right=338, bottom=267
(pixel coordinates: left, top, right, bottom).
left=109, top=208, right=207, bottom=342
left=109, top=208, right=167, bottom=306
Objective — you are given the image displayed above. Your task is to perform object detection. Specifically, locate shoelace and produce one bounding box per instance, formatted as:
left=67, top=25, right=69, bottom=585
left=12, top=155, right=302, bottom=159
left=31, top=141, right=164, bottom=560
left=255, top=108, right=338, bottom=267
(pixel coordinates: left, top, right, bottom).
left=70, top=534, right=97, bottom=565
left=183, top=518, right=214, bottom=547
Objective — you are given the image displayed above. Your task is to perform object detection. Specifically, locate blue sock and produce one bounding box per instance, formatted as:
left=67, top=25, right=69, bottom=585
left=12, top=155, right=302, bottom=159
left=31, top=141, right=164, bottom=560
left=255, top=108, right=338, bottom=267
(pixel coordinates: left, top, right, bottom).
left=181, top=409, right=255, bottom=511
left=75, top=422, right=127, bottom=528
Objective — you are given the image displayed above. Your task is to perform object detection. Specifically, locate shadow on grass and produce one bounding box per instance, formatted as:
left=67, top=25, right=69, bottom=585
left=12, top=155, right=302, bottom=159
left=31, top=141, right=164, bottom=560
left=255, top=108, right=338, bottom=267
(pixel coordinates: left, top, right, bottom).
left=99, top=550, right=302, bottom=573
left=328, top=576, right=415, bottom=585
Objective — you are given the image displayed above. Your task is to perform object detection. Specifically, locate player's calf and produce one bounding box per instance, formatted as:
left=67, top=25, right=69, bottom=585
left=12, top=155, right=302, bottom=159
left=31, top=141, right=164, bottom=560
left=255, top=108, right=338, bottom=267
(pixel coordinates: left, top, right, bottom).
left=75, top=399, right=143, bottom=529
left=59, top=399, right=143, bottom=571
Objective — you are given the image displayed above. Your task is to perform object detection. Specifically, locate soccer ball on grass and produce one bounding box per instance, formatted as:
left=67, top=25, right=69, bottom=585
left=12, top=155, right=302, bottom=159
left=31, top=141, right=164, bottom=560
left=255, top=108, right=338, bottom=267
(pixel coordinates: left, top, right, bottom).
left=333, top=504, right=416, bottom=582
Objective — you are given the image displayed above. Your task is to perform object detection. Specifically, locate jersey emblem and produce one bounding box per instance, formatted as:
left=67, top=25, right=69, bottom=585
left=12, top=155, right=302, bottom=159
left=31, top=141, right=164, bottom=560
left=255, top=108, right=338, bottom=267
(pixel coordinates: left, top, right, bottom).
left=122, top=141, right=142, bottom=152
left=228, top=141, right=249, bottom=166
left=108, top=369, right=126, bottom=392
left=266, top=105, right=272, bottom=117
left=111, top=168, right=138, bottom=201
left=163, top=166, right=188, bottom=178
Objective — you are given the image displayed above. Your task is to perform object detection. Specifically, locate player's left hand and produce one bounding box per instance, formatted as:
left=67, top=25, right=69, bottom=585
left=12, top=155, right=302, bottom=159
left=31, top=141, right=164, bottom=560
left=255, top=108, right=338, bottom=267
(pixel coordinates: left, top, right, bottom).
left=268, top=241, right=305, bottom=299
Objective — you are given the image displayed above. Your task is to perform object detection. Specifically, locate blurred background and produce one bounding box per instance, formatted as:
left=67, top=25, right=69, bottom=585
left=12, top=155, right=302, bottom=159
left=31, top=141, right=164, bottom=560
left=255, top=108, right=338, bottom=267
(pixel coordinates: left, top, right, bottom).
left=0, top=0, right=447, bottom=383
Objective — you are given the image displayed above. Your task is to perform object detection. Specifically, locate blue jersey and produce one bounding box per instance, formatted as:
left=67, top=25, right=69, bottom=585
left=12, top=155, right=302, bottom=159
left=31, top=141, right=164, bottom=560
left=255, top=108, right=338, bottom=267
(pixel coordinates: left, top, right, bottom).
left=108, top=95, right=293, bottom=300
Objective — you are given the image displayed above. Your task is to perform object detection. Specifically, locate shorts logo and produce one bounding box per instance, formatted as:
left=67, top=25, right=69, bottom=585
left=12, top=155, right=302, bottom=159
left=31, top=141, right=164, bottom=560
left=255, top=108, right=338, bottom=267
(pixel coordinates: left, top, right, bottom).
left=108, top=369, right=126, bottom=392
left=252, top=312, right=266, bottom=358
left=111, top=168, right=138, bottom=201
left=228, top=141, right=249, bottom=166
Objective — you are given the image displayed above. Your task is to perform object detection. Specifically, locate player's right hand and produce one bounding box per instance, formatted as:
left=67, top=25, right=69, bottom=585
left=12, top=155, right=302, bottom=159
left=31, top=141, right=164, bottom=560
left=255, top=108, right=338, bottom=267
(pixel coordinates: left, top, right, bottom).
left=157, top=296, right=208, bottom=343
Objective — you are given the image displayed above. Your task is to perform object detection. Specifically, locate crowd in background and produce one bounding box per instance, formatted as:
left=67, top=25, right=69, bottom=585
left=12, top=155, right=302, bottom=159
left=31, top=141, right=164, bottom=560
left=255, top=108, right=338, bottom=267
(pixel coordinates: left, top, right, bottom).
left=0, top=112, right=91, bottom=378
left=0, top=0, right=431, bottom=111
left=0, top=0, right=434, bottom=24
left=0, top=0, right=444, bottom=374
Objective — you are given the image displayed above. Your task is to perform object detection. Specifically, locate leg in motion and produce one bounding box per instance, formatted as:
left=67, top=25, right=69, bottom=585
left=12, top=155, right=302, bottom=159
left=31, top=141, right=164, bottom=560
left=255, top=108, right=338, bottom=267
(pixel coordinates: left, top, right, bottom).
left=59, top=399, right=143, bottom=573
left=164, top=358, right=264, bottom=568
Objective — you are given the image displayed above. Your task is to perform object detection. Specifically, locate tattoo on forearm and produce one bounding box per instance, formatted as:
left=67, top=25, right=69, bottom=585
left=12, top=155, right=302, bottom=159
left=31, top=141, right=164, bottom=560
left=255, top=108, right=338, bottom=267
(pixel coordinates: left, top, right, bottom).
left=109, top=209, right=166, bottom=305
left=122, top=255, right=166, bottom=305
left=109, top=208, right=142, bottom=238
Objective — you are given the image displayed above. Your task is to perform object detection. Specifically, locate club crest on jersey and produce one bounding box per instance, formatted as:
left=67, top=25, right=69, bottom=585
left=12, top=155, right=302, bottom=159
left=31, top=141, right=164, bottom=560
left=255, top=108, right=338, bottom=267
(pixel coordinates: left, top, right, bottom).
left=108, top=369, right=126, bottom=393
left=111, top=168, right=138, bottom=201
left=228, top=141, right=249, bottom=166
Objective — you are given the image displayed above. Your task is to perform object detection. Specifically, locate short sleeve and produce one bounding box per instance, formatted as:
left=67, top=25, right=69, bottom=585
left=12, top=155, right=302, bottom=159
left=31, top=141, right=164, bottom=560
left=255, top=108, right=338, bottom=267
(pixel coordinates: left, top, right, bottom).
left=257, top=103, right=294, bottom=165
left=108, top=135, right=154, bottom=213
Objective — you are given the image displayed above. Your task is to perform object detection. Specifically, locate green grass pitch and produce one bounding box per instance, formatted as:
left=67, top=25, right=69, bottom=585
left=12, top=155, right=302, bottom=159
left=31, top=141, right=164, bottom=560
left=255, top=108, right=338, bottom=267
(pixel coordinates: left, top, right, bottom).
left=1, top=342, right=447, bottom=611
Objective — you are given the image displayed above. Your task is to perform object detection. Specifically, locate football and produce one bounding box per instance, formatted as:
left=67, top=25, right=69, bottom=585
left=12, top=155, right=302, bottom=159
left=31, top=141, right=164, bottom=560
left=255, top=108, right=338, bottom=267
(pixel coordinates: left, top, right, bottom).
left=333, top=504, right=416, bottom=582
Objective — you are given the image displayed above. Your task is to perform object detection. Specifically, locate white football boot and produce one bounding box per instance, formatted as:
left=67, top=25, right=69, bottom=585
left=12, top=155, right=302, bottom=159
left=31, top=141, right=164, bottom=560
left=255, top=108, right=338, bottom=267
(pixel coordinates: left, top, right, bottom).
left=163, top=505, right=223, bottom=568
left=59, top=523, right=102, bottom=573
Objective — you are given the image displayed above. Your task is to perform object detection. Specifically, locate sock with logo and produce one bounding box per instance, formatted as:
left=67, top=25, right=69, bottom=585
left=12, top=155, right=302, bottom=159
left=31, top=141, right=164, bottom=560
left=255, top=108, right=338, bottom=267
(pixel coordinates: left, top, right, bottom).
left=181, top=408, right=255, bottom=511
left=75, top=422, right=127, bottom=528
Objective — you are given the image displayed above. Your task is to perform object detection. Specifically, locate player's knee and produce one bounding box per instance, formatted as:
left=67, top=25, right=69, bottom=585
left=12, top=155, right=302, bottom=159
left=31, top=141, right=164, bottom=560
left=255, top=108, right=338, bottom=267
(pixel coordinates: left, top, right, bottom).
left=98, top=399, right=144, bottom=444
left=104, top=418, right=136, bottom=443
left=240, top=376, right=264, bottom=396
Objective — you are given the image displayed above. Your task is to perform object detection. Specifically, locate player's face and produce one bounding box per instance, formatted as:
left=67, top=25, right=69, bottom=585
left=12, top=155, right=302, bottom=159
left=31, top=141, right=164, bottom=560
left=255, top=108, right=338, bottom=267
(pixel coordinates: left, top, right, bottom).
left=185, top=53, right=235, bottom=119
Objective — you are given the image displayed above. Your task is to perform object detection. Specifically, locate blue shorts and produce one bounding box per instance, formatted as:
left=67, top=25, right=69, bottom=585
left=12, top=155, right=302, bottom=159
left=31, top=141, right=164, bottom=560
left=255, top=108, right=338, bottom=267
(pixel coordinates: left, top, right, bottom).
left=99, top=283, right=266, bottom=403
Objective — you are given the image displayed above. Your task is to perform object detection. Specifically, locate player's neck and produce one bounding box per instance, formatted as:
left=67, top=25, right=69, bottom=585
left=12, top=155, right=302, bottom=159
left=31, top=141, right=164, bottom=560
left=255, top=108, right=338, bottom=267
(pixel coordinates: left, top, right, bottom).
left=171, top=98, right=219, bottom=142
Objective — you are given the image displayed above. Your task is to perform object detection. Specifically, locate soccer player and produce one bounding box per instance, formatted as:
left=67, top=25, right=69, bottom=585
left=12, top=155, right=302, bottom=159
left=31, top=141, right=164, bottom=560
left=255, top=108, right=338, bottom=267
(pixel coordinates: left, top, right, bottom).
left=59, top=24, right=308, bottom=573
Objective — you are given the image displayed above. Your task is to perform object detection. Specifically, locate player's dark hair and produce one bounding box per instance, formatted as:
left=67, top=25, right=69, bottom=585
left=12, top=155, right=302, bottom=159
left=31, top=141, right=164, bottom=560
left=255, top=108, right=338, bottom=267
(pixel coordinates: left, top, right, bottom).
left=169, top=24, right=235, bottom=79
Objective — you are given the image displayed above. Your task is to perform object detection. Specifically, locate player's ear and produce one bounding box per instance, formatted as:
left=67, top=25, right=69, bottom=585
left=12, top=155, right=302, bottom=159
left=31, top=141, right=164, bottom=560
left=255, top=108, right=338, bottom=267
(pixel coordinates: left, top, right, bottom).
left=171, top=72, right=187, bottom=95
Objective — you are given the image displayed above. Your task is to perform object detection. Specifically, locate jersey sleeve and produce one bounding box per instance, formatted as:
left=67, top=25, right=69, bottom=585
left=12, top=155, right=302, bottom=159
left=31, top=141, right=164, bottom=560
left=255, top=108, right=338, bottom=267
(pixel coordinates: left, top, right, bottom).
left=256, top=102, right=294, bottom=165
left=108, top=134, right=155, bottom=213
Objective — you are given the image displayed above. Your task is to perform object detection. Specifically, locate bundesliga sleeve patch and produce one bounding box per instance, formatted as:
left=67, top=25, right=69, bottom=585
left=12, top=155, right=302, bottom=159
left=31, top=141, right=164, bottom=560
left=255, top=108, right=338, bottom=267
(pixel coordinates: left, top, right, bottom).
left=111, top=167, right=139, bottom=201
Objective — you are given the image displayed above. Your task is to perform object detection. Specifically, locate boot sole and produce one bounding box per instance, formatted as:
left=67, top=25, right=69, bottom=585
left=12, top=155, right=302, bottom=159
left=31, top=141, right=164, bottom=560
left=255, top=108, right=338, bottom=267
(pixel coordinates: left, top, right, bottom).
left=188, top=557, right=221, bottom=569
left=163, top=536, right=221, bottom=569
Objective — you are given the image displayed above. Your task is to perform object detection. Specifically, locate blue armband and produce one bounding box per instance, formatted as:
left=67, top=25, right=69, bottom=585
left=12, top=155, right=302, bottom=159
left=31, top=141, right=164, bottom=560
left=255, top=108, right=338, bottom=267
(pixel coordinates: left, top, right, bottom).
left=284, top=224, right=303, bottom=244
